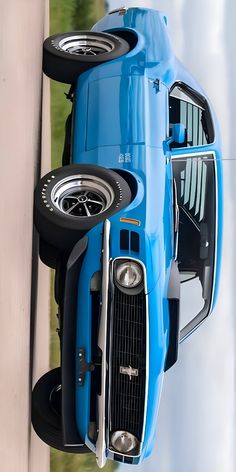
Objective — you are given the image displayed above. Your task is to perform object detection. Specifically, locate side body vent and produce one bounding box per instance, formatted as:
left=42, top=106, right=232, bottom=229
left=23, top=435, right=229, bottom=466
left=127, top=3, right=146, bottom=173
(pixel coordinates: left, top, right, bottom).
left=120, top=230, right=140, bottom=253
left=131, top=231, right=139, bottom=252
left=120, top=230, right=129, bottom=250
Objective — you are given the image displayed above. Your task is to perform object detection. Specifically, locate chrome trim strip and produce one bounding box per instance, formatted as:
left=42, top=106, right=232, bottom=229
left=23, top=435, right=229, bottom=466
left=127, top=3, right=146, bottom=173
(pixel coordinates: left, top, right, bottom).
left=173, top=178, right=179, bottom=261
left=171, top=151, right=218, bottom=342
left=96, top=219, right=110, bottom=468
left=108, top=257, right=149, bottom=458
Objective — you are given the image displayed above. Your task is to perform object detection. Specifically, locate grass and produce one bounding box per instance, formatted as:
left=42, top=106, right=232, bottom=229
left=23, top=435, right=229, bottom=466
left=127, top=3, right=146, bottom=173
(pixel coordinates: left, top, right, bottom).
left=50, top=1, right=76, bottom=169
left=49, top=2, right=116, bottom=471
left=50, top=0, right=106, bottom=170
left=51, top=450, right=116, bottom=472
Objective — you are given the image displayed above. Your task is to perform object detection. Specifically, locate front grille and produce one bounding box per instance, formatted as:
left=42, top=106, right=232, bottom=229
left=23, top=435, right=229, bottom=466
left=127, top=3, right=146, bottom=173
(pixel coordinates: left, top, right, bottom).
left=109, top=286, right=146, bottom=443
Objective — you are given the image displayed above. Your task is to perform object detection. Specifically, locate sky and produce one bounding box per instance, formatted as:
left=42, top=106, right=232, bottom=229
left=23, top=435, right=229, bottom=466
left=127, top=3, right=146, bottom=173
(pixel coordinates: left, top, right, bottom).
left=107, top=1, right=235, bottom=471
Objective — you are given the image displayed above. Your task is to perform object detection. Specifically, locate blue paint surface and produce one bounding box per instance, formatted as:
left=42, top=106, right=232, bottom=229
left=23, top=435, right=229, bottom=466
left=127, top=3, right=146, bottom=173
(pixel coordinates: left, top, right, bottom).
left=72, top=6, right=222, bottom=463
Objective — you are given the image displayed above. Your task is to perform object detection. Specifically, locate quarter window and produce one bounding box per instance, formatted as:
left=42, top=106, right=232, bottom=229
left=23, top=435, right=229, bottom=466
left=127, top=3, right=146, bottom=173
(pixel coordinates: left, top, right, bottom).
left=169, top=84, right=214, bottom=147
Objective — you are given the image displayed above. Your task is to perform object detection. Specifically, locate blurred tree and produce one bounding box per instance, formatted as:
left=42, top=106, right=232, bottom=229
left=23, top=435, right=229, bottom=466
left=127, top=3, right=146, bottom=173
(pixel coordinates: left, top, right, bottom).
left=73, top=0, right=95, bottom=29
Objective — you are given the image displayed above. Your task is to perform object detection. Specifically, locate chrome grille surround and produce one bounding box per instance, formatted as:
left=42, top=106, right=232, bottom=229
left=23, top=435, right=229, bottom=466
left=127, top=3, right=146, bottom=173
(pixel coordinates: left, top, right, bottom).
left=108, top=257, right=149, bottom=459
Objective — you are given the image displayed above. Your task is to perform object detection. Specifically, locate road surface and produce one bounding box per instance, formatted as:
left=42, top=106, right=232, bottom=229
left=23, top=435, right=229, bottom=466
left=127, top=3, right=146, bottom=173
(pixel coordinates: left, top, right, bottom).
left=0, top=1, right=50, bottom=471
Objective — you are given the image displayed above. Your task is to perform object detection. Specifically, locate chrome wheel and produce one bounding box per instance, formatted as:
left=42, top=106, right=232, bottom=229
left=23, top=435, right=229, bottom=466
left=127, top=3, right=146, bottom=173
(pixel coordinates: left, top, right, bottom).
left=43, top=31, right=130, bottom=83
left=58, top=34, right=115, bottom=56
left=51, top=175, right=115, bottom=218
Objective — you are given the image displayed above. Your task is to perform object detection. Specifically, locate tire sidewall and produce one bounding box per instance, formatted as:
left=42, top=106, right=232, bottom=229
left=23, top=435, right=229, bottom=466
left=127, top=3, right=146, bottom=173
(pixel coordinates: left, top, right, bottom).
left=43, top=31, right=130, bottom=83
left=34, top=164, right=131, bottom=250
left=44, top=31, right=130, bottom=64
left=32, top=368, right=62, bottom=429
left=32, top=369, right=89, bottom=453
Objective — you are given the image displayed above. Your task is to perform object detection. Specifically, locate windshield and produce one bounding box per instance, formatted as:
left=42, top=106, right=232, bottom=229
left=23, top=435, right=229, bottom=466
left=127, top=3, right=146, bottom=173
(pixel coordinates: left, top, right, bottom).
left=172, top=154, right=216, bottom=340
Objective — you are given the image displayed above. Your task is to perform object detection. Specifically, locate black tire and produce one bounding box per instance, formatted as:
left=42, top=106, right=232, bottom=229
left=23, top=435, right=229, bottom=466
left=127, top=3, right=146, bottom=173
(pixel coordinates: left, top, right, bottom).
left=34, top=164, right=131, bottom=250
left=32, top=368, right=89, bottom=453
left=39, top=238, right=61, bottom=269
left=43, top=31, right=130, bottom=84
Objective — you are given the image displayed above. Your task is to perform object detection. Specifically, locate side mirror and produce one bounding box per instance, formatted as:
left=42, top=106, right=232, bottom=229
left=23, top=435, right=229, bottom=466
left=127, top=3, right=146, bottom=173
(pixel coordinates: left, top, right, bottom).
left=172, top=123, right=186, bottom=144
left=164, top=123, right=186, bottom=154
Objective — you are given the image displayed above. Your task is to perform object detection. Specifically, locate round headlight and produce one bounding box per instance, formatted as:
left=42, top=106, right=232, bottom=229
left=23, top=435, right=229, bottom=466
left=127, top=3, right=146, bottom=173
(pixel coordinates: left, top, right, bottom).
left=111, top=431, right=139, bottom=453
left=116, top=261, right=143, bottom=288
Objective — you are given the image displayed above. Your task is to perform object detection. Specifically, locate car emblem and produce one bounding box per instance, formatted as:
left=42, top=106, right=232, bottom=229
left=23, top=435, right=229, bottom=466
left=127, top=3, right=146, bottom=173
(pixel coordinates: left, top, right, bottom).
left=120, top=365, right=138, bottom=380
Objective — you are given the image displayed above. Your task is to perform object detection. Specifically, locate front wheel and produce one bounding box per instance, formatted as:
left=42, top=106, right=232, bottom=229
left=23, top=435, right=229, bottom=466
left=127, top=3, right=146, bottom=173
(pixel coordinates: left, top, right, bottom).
left=32, top=368, right=89, bottom=453
left=34, top=164, right=132, bottom=250
left=43, top=31, right=130, bottom=84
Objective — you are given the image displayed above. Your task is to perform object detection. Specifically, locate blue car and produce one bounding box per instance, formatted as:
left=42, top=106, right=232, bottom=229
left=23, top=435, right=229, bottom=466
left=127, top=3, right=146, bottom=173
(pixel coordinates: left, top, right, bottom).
left=32, top=6, right=223, bottom=468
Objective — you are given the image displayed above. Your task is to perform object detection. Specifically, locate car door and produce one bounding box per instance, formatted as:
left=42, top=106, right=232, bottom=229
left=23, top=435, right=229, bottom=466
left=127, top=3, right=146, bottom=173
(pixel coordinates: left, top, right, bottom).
left=169, top=83, right=218, bottom=342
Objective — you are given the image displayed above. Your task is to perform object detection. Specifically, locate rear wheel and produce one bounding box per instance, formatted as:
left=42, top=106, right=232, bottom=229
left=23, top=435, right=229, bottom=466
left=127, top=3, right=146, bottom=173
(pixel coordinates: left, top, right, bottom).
left=43, top=31, right=130, bottom=84
left=32, top=368, right=89, bottom=453
left=34, top=164, right=131, bottom=250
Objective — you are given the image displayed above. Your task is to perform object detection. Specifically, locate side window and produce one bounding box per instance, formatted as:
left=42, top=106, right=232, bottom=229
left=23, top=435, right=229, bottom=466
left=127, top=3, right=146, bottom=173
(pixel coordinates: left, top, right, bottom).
left=172, top=153, right=216, bottom=340
left=169, top=84, right=214, bottom=147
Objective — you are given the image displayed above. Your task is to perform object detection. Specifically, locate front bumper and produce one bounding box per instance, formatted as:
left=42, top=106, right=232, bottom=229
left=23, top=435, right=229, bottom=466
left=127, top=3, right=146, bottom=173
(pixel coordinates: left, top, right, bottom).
left=96, top=219, right=110, bottom=467
left=61, top=220, right=168, bottom=467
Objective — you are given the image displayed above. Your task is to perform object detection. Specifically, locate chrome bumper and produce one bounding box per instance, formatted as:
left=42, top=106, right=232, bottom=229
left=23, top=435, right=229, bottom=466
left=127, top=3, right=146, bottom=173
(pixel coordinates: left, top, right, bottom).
left=95, top=219, right=110, bottom=468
